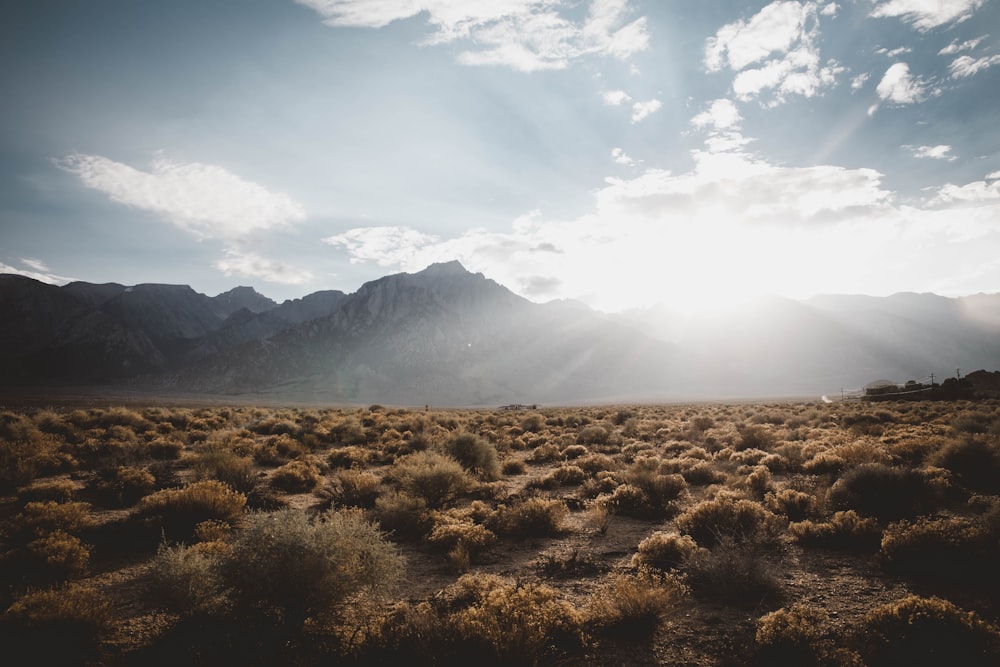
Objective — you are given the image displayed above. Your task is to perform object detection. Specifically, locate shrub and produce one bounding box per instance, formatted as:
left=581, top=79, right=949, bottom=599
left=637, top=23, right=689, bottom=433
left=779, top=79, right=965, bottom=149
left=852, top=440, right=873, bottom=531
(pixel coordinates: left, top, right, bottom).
left=330, top=469, right=382, bottom=508
left=138, top=480, right=246, bottom=541
left=269, top=459, right=321, bottom=493
left=676, top=495, right=783, bottom=547
left=147, top=436, right=184, bottom=460
left=860, top=595, right=1000, bottom=667
left=489, top=497, right=567, bottom=539
left=527, top=443, right=561, bottom=464
left=391, top=450, right=473, bottom=508
left=224, top=508, right=403, bottom=628
left=450, top=575, right=585, bottom=664
left=586, top=567, right=685, bottom=637
left=790, top=510, right=882, bottom=550
left=192, top=448, right=259, bottom=495
left=145, top=541, right=223, bottom=616
left=737, top=425, right=776, bottom=451
left=502, top=459, right=526, bottom=475
left=632, top=531, right=698, bottom=571
left=682, top=461, right=727, bottom=486
left=24, top=530, right=91, bottom=582
left=444, top=432, right=500, bottom=480
left=754, top=603, right=828, bottom=665
left=17, top=500, right=92, bottom=534
left=577, top=424, right=610, bottom=445
left=373, top=490, right=431, bottom=540
left=1, top=584, right=112, bottom=665
left=829, top=464, right=940, bottom=520
left=764, top=488, right=819, bottom=521
left=425, top=512, right=496, bottom=559
left=18, top=479, right=76, bottom=503
left=879, top=516, right=995, bottom=581
left=930, top=436, right=1000, bottom=493
left=684, top=535, right=784, bottom=606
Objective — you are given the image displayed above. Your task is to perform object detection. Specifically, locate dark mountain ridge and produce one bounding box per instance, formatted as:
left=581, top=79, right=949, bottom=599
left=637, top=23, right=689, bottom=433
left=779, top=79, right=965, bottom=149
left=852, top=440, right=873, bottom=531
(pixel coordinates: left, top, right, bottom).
left=2, top=264, right=999, bottom=405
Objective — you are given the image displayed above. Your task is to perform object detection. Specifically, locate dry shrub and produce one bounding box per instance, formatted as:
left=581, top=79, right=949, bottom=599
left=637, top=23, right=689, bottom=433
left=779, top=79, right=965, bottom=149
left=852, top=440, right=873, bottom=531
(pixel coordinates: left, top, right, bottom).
left=489, top=496, right=567, bottom=538
left=527, top=443, right=561, bottom=464
left=676, top=495, right=783, bottom=547
left=192, top=447, right=259, bottom=495
left=225, top=508, right=403, bottom=628
left=138, top=480, right=246, bottom=541
left=17, top=500, right=91, bottom=534
left=18, top=479, right=76, bottom=503
left=586, top=497, right=613, bottom=534
left=737, top=425, right=776, bottom=451
left=765, top=488, right=820, bottom=521
left=1, top=584, right=112, bottom=665
left=391, top=450, right=473, bottom=508
left=632, top=531, right=698, bottom=571
left=560, top=444, right=588, bottom=459
left=444, top=432, right=500, bottom=480
left=576, top=452, right=617, bottom=475
left=269, top=459, right=321, bottom=493
left=450, top=574, right=585, bottom=665
left=682, top=460, right=727, bottom=486
left=741, top=465, right=777, bottom=499
left=374, top=490, right=431, bottom=540
left=24, top=530, right=91, bottom=581
left=147, top=435, right=184, bottom=460
left=684, top=535, right=784, bottom=606
left=145, top=541, right=223, bottom=616
left=859, top=595, right=1000, bottom=667
left=754, top=603, right=829, bottom=664
left=327, top=445, right=370, bottom=469
left=425, top=511, right=496, bottom=559
left=577, top=424, right=611, bottom=445
left=930, top=436, right=1000, bottom=493
left=829, top=464, right=940, bottom=520
left=330, top=469, right=382, bottom=508
left=501, top=459, right=526, bottom=475
left=879, top=515, right=997, bottom=581
left=586, top=567, right=685, bottom=637
left=790, top=510, right=882, bottom=550
left=530, top=464, right=586, bottom=489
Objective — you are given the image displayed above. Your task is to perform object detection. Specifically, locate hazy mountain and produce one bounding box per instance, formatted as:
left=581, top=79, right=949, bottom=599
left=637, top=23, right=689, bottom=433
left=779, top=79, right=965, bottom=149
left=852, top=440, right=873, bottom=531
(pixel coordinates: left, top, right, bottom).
left=3, top=264, right=1000, bottom=404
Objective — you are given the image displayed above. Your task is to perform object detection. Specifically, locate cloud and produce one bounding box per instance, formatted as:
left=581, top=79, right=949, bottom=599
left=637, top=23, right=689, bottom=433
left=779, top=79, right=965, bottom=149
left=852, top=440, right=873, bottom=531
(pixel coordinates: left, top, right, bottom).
left=908, top=145, right=957, bottom=161
left=55, top=153, right=305, bottom=241
left=869, top=0, right=985, bottom=31
left=851, top=72, right=871, bottom=90
left=691, top=99, right=742, bottom=130
left=876, top=46, right=912, bottom=57
left=0, top=258, right=75, bottom=285
left=602, top=89, right=632, bottom=106
left=939, top=35, right=987, bottom=55
left=611, top=147, right=635, bottom=166
left=57, top=153, right=310, bottom=285
left=704, top=1, right=843, bottom=105
left=214, top=247, right=314, bottom=284
left=295, top=0, right=649, bottom=72
left=933, top=178, right=1000, bottom=204
left=323, top=226, right=442, bottom=266
left=949, top=54, right=1000, bottom=78
left=630, top=98, right=662, bottom=123
left=870, top=62, right=928, bottom=113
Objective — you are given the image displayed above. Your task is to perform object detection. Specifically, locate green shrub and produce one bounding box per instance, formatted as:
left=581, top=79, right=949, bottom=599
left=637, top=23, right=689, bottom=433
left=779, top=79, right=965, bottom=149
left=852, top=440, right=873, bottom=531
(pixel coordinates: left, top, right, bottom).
left=224, top=508, right=403, bottom=628
left=138, top=480, right=246, bottom=541
left=391, top=450, right=473, bottom=508
left=586, top=567, right=685, bottom=637
left=860, top=595, right=1000, bottom=667
left=444, top=432, right=500, bottom=480
left=632, top=531, right=698, bottom=571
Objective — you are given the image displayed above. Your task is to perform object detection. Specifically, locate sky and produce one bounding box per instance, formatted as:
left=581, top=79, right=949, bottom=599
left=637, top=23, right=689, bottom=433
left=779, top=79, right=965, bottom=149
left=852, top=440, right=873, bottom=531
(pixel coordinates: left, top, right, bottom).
left=2, top=0, right=999, bottom=314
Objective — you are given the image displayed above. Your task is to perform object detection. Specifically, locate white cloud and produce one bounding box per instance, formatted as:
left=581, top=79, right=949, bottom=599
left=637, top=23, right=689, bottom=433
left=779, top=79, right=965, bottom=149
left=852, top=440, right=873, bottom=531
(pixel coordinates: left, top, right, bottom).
left=908, top=145, right=957, bottom=161
left=214, top=247, right=313, bottom=285
left=939, top=35, right=987, bottom=55
left=870, top=0, right=985, bottom=31
left=691, top=99, right=742, bottom=130
left=704, top=1, right=842, bottom=105
left=851, top=72, right=871, bottom=90
left=876, top=46, right=912, bottom=57
left=934, top=179, right=1000, bottom=204
left=57, top=153, right=309, bottom=285
left=949, top=54, right=1000, bottom=78
left=872, top=62, right=927, bottom=109
left=322, top=226, right=442, bottom=266
left=611, top=147, right=635, bottom=166
left=988, top=171, right=1000, bottom=181
left=602, top=89, right=632, bottom=106
left=0, top=259, right=75, bottom=285
left=55, top=153, right=305, bottom=241
left=820, top=3, right=839, bottom=17
left=295, top=0, right=649, bottom=72
left=630, top=99, right=662, bottom=123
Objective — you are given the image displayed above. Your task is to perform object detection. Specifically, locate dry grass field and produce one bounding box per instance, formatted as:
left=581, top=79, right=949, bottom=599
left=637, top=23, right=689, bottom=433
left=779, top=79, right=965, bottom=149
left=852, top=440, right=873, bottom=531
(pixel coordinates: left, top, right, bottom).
left=2, top=399, right=1000, bottom=666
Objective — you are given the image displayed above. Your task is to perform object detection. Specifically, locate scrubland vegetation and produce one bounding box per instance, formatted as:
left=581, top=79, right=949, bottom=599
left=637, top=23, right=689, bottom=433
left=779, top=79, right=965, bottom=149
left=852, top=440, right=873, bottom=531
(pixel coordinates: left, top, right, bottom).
left=1, top=399, right=1000, bottom=665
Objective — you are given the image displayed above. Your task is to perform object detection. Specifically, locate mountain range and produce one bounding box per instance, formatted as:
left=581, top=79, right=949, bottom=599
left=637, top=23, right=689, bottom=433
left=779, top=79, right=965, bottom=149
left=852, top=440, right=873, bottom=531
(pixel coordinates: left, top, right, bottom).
left=2, top=261, right=999, bottom=405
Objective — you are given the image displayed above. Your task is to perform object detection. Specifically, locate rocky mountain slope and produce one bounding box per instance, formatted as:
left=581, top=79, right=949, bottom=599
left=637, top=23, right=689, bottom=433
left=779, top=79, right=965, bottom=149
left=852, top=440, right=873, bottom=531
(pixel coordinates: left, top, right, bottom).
left=3, top=263, right=1000, bottom=404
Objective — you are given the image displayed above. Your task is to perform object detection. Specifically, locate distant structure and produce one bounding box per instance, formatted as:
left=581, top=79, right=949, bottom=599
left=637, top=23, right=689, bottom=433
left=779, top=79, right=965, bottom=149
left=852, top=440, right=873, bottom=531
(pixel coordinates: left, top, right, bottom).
left=499, top=403, right=538, bottom=411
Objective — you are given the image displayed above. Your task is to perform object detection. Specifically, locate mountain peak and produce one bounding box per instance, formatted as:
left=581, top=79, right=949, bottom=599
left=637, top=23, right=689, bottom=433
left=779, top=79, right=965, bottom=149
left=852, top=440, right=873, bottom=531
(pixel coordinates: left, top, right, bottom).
left=417, top=260, right=470, bottom=277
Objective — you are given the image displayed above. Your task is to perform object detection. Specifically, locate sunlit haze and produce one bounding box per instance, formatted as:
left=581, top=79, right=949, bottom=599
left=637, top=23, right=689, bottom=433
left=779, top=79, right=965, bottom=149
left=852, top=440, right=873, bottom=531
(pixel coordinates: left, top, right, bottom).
left=2, top=1, right=999, bottom=314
